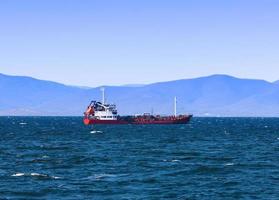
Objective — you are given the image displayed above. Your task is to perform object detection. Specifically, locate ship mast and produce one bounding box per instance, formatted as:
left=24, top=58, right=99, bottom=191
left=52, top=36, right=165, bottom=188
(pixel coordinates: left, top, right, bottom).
left=174, top=96, right=177, bottom=117
left=101, top=87, right=105, bottom=104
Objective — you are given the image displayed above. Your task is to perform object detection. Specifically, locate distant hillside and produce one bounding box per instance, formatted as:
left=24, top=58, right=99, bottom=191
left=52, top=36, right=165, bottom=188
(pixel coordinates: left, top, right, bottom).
left=0, top=73, right=279, bottom=116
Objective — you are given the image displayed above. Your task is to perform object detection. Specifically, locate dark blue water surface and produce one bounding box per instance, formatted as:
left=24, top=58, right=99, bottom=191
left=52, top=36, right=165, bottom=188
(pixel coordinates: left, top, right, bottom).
left=0, top=117, right=279, bottom=199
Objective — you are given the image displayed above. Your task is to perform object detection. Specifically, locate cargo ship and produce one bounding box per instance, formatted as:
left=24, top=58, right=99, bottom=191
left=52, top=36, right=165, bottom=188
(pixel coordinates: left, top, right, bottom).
left=83, top=88, right=192, bottom=125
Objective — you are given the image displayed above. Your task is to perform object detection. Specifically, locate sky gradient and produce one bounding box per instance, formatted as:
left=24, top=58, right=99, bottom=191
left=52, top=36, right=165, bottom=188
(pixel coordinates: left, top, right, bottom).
left=0, top=0, right=278, bottom=86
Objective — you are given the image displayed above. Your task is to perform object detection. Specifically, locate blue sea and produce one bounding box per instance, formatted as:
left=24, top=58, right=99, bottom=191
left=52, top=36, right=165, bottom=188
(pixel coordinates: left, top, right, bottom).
left=0, top=117, right=279, bottom=199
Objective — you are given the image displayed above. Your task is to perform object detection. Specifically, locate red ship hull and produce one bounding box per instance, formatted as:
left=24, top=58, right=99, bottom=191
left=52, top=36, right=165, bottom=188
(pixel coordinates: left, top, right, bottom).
left=83, top=115, right=192, bottom=125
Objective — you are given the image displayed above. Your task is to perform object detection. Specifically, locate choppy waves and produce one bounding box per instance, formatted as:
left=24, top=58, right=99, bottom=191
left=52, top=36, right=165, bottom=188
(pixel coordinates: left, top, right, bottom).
left=0, top=117, right=279, bottom=199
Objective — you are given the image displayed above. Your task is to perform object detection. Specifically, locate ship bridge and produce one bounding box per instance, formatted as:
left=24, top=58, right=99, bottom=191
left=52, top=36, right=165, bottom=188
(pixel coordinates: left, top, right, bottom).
left=94, top=101, right=118, bottom=120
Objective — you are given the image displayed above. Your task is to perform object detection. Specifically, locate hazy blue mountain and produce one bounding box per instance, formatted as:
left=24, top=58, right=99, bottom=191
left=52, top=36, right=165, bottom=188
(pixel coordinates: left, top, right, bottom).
left=121, top=84, right=146, bottom=87
left=0, top=73, right=279, bottom=116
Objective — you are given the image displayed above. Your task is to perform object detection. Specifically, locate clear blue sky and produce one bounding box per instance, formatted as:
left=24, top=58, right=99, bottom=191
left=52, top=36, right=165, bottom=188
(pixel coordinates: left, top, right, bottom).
left=0, top=0, right=278, bottom=86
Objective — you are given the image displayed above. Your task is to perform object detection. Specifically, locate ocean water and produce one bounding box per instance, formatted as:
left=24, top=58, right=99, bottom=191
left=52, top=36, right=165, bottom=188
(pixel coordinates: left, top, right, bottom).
left=0, top=117, right=279, bottom=199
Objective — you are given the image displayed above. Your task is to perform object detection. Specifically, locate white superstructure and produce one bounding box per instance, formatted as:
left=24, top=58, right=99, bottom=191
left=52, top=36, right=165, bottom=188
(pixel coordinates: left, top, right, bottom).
left=94, top=102, right=118, bottom=120
left=85, top=88, right=118, bottom=120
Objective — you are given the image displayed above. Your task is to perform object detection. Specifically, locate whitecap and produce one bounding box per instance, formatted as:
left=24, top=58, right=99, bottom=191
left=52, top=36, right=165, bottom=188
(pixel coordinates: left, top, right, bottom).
left=12, top=172, right=60, bottom=179
left=19, top=122, right=27, bottom=125
left=31, top=173, right=61, bottom=179
left=31, top=173, right=47, bottom=177
left=12, top=173, right=25, bottom=177
left=90, top=130, right=103, bottom=134
left=42, top=155, right=49, bottom=158
left=225, top=163, right=234, bottom=166
left=51, top=176, right=61, bottom=179
left=171, top=160, right=181, bottom=162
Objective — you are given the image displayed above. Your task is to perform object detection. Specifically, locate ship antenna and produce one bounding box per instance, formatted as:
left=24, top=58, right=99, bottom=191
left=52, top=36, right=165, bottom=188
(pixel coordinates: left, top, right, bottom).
left=101, top=87, right=105, bottom=104
left=174, top=96, right=177, bottom=117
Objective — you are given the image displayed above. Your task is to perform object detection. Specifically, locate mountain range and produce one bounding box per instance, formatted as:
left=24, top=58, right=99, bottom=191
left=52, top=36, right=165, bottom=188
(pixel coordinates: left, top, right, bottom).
left=0, top=73, right=279, bottom=117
